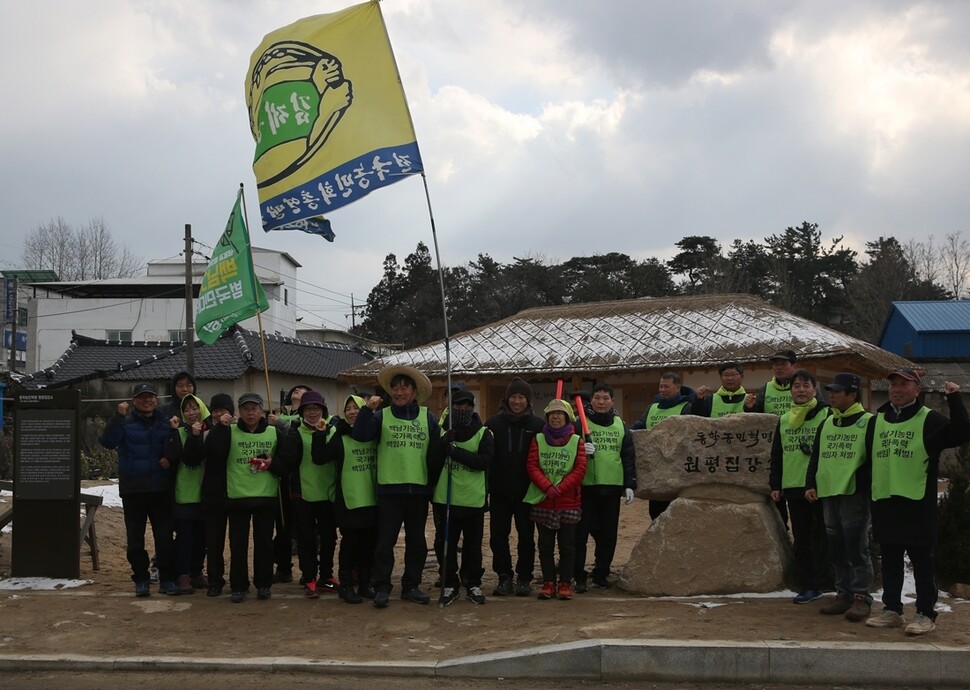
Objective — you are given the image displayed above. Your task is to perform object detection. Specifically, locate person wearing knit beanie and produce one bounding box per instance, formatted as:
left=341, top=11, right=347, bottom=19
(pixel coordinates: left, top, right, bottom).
left=504, top=378, right=533, bottom=405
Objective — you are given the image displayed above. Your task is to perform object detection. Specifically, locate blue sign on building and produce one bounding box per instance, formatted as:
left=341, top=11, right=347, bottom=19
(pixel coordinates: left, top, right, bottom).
left=3, top=330, right=27, bottom=351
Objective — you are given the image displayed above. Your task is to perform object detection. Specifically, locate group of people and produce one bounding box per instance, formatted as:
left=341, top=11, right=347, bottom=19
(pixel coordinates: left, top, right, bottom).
left=99, top=352, right=967, bottom=634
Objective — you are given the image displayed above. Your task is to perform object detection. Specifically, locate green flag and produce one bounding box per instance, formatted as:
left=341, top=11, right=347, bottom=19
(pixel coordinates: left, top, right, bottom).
left=196, top=192, right=269, bottom=345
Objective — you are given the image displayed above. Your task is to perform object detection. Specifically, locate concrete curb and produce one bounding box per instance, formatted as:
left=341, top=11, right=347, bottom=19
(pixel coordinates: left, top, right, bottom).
left=1, top=639, right=968, bottom=685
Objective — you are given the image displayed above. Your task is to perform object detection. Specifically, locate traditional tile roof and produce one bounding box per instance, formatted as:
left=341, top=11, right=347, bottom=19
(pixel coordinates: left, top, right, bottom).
left=340, top=294, right=912, bottom=381
left=16, top=327, right=373, bottom=389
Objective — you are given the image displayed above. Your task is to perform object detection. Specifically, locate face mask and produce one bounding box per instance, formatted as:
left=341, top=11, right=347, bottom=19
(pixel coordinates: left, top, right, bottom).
left=451, top=408, right=474, bottom=428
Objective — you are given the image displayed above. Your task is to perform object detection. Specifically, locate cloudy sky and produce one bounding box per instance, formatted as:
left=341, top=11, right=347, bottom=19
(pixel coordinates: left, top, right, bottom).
left=2, top=0, right=968, bottom=331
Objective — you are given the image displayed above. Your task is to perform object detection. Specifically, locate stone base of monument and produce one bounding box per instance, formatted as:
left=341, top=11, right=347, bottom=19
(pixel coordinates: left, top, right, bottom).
left=620, top=484, right=793, bottom=596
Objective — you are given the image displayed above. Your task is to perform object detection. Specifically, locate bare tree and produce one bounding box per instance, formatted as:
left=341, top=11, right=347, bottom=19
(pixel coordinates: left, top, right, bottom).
left=904, top=235, right=942, bottom=290
left=20, top=218, right=142, bottom=280
left=940, top=231, right=970, bottom=300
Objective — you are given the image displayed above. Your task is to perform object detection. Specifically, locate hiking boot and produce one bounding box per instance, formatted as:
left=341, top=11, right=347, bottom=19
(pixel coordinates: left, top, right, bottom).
left=591, top=576, right=613, bottom=590
left=256, top=587, right=272, bottom=600
left=845, top=594, right=871, bottom=622
left=514, top=579, right=532, bottom=597
left=557, top=582, right=573, bottom=600
left=373, top=590, right=390, bottom=609
left=304, top=580, right=319, bottom=599
left=230, top=590, right=246, bottom=603
left=159, top=580, right=180, bottom=596
left=273, top=567, right=293, bottom=584
left=176, top=574, right=194, bottom=594
left=206, top=584, right=223, bottom=598
left=493, top=575, right=513, bottom=597
left=574, top=579, right=588, bottom=594
left=793, top=589, right=823, bottom=605
left=318, top=576, right=339, bottom=593
left=819, top=596, right=852, bottom=615
left=401, top=587, right=430, bottom=605
left=538, top=581, right=556, bottom=600
left=439, top=586, right=460, bottom=607
left=905, top=613, right=936, bottom=636
left=190, top=574, right=209, bottom=590
left=339, top=583, right=362, bottom=604
left=134, top=580, right=150, bottom=597
left=466, top=586, right=486, bottom=605
left=866, top=609, right=905, bottom=628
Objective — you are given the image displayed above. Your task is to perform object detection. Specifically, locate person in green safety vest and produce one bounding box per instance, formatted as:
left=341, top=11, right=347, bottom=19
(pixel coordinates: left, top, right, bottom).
left=432, top=385, right=494, bottom=607
left=204, top=393, right=289, bottom=603
left=278, top=390, right=339, bottom=600
left=572, top=384, right=636, bottom=593
left=744, top=350, right=798, bottom=415
left=694, top=362, right=748, bottom=418
left=863, top=368, right=968, bottom=636
left=768, top=370, right=830, bottom=606
left=352, top=364, right=442, bottom=609
left=319, top=395, right=379, bottom=604
left=805, top=373, right=874, bottom=623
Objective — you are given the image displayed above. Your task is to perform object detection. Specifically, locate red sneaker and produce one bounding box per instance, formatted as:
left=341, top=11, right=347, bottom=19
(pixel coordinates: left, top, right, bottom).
left=318, top=577, right=339, bottom=593
left=538, top=581, right=556, bottom=600
left=304, top=580, right=319, bottom=599
left=557, top=582, right=573, bottom=600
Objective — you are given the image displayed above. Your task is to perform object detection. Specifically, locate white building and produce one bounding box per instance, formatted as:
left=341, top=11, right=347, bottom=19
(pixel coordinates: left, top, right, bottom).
left=23, top=247, right=301, bottom=371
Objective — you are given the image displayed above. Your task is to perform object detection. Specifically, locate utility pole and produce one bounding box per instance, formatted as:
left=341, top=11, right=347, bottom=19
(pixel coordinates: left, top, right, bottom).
left=184, top=224, right=195, bottom=376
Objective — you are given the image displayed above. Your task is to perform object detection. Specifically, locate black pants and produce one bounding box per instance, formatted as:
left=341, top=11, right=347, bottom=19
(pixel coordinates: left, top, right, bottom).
left=204, top=504, right=228, bottom=589
left=787, top=493, right=821, bottom=590
left=373, top=494, right=429, bottom=593
left=338, top=523, right=377, bottom=587
left=273, top=486, right=293, bottom=573
left=295, top=499, right=337, bottom=584
left=537, top=522, right=576, bottom=584
left=174, top=517, right=206, bottom=577
left=434, top=504, right=485, bottom=589
left=489, top=494, right=535, bottom=581
left=574, top=490, right=621, bottom=582
left=122, top=491, right=174, bottom=584
left=228, top=505, right=275, bottom=592
left=881, top=543, right=938, bottom=620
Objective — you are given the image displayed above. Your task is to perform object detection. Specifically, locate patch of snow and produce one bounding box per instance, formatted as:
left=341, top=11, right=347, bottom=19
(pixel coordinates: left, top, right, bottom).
left=0, top=577, right=92, bottom=590
left=81, top=480, right=122, bottom=508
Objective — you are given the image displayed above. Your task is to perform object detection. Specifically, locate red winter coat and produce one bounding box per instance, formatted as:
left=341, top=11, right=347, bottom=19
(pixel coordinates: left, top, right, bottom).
left=525, top=426, right=587, bottom=511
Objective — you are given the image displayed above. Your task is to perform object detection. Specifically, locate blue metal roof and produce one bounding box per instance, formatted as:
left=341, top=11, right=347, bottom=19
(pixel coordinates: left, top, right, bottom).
left=889, top=301, right=970, bottom=333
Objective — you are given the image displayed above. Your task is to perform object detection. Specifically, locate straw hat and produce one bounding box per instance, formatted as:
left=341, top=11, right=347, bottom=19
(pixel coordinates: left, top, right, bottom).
left=377, top=364, right=433, bottom=404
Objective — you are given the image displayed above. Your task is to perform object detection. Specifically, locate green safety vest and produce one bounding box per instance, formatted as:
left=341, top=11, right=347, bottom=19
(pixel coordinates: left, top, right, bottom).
left=226, top=425, right=279, bottom=500
left=341, top=435, right=378, bottom=510
left=583, top=416, right=624, bottom=486
left=763, top=380, right=793, bottom=416
left=298, top=422, right=337, bottom=502
left=377, top=407, right=430, bottom=486
left=433, top=427, right=488, bottom=508
left=523, top=434, right=580, bottom=505
left=778, top=408, right=830, bottom=490
left=872, top=407, right=931, bottom=501
left=710, top=391, right=746, bottom=418
left=814, top=412, right=872, bottom=498
left=174, top=427, right=203, bottom=505
left=644, top=401, right=688, bottom=429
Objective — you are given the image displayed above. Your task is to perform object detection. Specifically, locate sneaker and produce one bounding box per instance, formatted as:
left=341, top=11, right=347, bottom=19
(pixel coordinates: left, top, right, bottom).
left=338, top=583, right=362, bottom=604
left=845, top=594, right=871, bottom=622
left=257, top=587, right=272, bottom=600
left=591, top=576, right=612, bottom=590
left=176, top=574, right=194, bottom=594
left=206, top=585, right=223, bottom=598
left=190, top=574, right=209, bottom=590
left=230, top=590, right=246, bottom=604
left=401, top=587, right=430, bottom=605
left=905, top=613, right=937, bottom=636
left=273, top=567, right=293, bottom=584
left=439, top=586, right=460, bottom=607
left=793, top=589, right=823, bottom=605
left=514, top=579, right=532, bottom=597
left=866, top=609, right=905, bottom=628
left=318, top=576, right=339, bottom=593
left=304, top=580, right=319, bottom=599
left=820, top=596, right=852, bottom=615
left=159, top=580, right=180, bottom=596
left=466, top=586, right=486, bottom=605
left=574, top=580, right=588, bottom=594
left=134, top=580, right=150, bottom=597
left=358, top=584, right=377, bottom=600
left=538, top=581, right=556, bottom=600
left=557, top=582, right=573, bottom=600
left=492, top=576, right=513, bottom=597
left=373, top=590, right=390, bottom=609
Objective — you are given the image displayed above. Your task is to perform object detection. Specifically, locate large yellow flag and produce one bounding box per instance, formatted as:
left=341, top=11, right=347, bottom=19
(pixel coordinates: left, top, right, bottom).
left=246, top=1, right=422, bottom=234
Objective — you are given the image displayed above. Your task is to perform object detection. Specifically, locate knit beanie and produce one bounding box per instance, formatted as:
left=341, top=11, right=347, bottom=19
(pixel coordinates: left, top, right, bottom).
left=504, top=377, right=532, bottom=403
left=208, top=393, right=235, bottom=416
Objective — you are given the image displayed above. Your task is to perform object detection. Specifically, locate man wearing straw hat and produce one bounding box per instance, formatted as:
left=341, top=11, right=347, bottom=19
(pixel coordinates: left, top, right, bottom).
left=353, top=364, right=442, bottom=608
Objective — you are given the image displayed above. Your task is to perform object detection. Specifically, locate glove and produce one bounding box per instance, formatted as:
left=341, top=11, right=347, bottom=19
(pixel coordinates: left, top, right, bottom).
left=290, top=419, right=302, bottom=431
left=584, top=442, right=595, bottom=457
left=624, top=488, right=634, bottom=505
left=545, top=485, right=561, bottom=499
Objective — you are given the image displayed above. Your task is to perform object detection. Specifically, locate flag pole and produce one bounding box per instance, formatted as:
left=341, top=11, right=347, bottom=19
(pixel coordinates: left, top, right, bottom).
left=239, top=183, right=274, bottom=407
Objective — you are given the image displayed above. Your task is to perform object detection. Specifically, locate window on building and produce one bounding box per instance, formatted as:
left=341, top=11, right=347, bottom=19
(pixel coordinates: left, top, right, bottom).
left=284, top=288, right=289, bottom=306
left=169, top=330, right=186, bottom=342
left=17, top=307, right=27, bottom=324
left=106, top=330, right=132, bottom=342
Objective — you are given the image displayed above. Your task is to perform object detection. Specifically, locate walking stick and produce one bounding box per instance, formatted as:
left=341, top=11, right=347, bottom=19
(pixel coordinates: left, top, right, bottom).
left=438, top=456, right=454, bottom=607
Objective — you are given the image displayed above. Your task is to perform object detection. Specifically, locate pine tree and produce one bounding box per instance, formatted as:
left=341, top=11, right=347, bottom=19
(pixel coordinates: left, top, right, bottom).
left=936, top=461, right=970, bottom=586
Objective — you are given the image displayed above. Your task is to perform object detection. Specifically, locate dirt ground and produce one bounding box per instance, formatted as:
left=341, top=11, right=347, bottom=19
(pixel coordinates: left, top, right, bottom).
left=1, top=482, right=969, bottom=664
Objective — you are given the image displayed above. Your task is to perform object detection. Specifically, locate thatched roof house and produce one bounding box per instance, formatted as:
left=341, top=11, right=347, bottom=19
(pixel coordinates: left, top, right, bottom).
left=340, top=294, right=912, bottom=422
